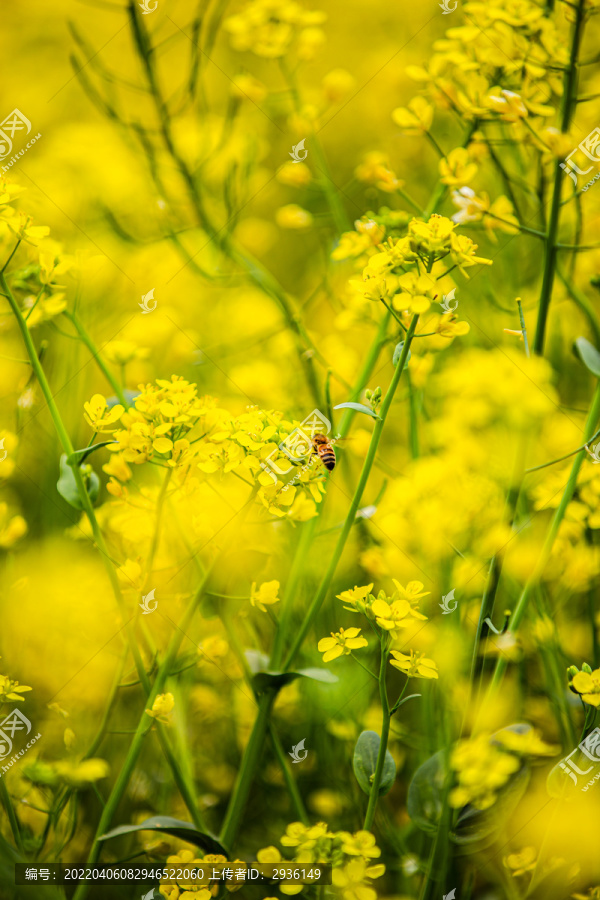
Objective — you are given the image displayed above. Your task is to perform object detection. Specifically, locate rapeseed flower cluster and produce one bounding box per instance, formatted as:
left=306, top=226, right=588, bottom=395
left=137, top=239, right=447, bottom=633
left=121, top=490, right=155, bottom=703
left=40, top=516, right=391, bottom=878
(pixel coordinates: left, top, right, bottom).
left=258, top=823, right=384, bottom=899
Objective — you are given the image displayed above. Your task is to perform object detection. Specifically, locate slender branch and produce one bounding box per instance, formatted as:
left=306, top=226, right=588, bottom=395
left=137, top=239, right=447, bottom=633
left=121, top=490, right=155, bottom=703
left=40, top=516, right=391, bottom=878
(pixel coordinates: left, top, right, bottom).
left=63, top=310, right=130, bottom=408
left=282, top=315, right=420, bottom=671
left=488, top=381, right=600, bottom=696
left=363, top=637, right=392, bottom=830
left=533, top=0, right=587, bottom=355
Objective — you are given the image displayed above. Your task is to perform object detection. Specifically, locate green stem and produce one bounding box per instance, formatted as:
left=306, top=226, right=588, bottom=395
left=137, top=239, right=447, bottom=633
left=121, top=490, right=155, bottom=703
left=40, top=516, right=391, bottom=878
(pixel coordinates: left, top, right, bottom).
left=283, top=315, right=420, bottom=671
left=145, top=467, right=172, bottom=587
left=218, top=312, right=395, bottom=851
left=1, top=272, right=149, bottom=695
left=556, top=265, right=600, bottom=347
left=71, top=488, right=256, bottom=900
left=488, top=380, right=600, bottom=696
left=280, top=57, right=350, bottom=234
left=219, top=693, right=276, bottom=849
left=269, top=725, right=310, bottom=824
left=270, top=519, right=318, bottom=669
left=0, top=777, right=23, bottom=854
left=63, top=310, right=130, bottom=407
left=128, top=3, right=321, bottom=406
left=533, top=0, right=586, bottom=356
left=363, top=638, right=391, bottom=830
left=407, top=371, right=420, bottom=458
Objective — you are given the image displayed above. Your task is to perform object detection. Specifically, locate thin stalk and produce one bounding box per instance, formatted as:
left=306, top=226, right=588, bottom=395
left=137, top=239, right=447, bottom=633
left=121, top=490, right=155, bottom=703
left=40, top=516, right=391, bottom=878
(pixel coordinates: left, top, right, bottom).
left=525, top=426, right=600, bottom=473
left=533, top=0, right=587, bottom=355
left=280, top=57, right=350, bottom=234
left=488, top=381, right=600, bottom=696
left=63, top=310, right=130, bottom=408
left=556, top=265, right=600, bottom=346
left=516, top=299, right=530, bottom=357
left=269, top=725, right=310, bottom=825
left=363, top=637, right=391, bottom=830
left=407, top=371, right=420, bottom=458
left=219, top=692, right=276, bottom=849
left=283, top=315, right=420, bottom=672
left=145, top=467, right=172, bottom=586
left=127, top=2, right=321, bottom=405
left=0, top=777, right=23, bottom=854
left=1, top=271, right=148, bottom=695
left=219, top=312, right=393, bottom=848
left=72, top=488, right=257, bottom=900
left=270, top=518, right=318, bottom=669
left=4, top=268, right=208, bottom=836
left=219, top=314, right=410, bottom=851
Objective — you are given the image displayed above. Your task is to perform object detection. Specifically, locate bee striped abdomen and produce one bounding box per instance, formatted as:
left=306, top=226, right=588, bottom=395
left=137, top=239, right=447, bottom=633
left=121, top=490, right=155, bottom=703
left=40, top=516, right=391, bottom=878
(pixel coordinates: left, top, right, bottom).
left=318, top=447, right=336, bottom=470
left=311, top=433, right=336, bottom=471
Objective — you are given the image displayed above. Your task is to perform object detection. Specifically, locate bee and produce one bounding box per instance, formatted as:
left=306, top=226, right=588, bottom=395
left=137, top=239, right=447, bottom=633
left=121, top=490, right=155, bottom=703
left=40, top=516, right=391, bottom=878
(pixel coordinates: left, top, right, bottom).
left=311, top=433, right=336, bottom=471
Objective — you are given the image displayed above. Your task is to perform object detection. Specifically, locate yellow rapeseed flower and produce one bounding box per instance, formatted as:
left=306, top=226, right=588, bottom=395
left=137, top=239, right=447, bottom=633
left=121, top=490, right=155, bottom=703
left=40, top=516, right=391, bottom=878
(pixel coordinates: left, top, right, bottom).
left=83, top=394, right=124, bottom=432
left=250, top=580, right=280, bottom=612
left=571, top=669, right=600, bottom=707
left=146, top=692, right=175, bottom=724
left=318, top=627, right=368, bottom=662
left=390, top=650, right=439, bottom=679
left=0, top=672, right=33, bottom=702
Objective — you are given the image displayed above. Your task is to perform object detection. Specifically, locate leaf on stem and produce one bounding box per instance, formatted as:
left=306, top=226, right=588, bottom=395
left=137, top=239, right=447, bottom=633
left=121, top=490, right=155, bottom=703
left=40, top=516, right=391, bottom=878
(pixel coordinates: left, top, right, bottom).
left=334, top=402, right=380, bottom=419
left=66, top=441, right=118, bottom=467
left=353, top=730, right=396, bottom=797
left=392, top=341, right=412, bottom=367
left=98, top=816, right=228, bottom=856
left=574, top=336, right=600, bottom=378
left=57, top=454, right=99, bottom=509
left=244, top=649, right=338, bottom=693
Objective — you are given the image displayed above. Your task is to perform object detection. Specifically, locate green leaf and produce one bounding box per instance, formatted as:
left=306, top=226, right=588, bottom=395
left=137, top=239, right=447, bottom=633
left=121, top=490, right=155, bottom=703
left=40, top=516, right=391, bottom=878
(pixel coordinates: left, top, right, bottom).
left=393, top=341, right=412, bottom=367
left=296, top=667, right=339, bottom=683
left=57, top=454, right=99, bottom=510
left=353, top=730, right=396, bottom=797
left=574, top=337, right=600, bottom=378
left=244, top=651, right=338, bottom=693
left=334, top=402, right=380, bottom=419
left=66, top=440, right=118, bottom=467
left=99, top=816, right=228, bottom=856
left=406, top=749, right=445, bottom=834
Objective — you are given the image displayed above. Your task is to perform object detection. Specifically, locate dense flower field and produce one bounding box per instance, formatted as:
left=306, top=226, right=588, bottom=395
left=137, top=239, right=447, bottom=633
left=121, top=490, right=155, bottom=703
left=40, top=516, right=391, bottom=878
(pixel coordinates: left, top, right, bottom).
left=1, top=0, right=600, bottom=898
